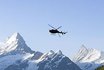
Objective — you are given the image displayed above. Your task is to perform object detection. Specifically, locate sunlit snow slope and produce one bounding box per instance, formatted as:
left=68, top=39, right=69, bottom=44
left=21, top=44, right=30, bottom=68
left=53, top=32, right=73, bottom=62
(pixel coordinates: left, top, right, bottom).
left=73, top=45, right=104, bottom=70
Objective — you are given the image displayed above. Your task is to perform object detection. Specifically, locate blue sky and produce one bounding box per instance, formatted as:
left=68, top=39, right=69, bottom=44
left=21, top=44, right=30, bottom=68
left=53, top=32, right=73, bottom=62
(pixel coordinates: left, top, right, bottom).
left=0, top=0, right=104, bottom=57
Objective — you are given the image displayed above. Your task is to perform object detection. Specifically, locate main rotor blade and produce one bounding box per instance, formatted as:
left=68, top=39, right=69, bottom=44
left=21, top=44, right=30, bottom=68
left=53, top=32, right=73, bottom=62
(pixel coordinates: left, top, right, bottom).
left=48, top=24, right=56, bottom=29
left=57, top=26, right=62, bottom=29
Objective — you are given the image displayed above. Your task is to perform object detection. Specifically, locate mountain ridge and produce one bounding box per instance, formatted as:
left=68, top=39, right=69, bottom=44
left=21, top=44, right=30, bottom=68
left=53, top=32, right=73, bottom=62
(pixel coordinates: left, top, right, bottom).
left=0, top=32, right=81, bottom=70
left=73, top=45, right=104, bottom=70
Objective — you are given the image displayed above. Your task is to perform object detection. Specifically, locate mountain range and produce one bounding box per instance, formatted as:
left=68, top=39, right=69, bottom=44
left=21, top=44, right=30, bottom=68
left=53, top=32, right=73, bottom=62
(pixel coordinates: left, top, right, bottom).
left=0, top=32, right=104, bottom=70
left=0, top=32, right=81, bottom=70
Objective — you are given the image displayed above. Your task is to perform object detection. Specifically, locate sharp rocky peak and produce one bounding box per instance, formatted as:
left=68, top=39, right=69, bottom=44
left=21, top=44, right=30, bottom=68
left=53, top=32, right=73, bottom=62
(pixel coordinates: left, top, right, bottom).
left=57, top=50, right=63, bottom=55
left=72, top=45, right=89, bottom=62
left=6, top=32, right=25, bottom=45
left=73, top=45, right=102, bottom=62
left=79, top=45, right=88, bottom=52
left=72, top=45, right=104, bottom=70
left=2, top=32, right=34, bottom=54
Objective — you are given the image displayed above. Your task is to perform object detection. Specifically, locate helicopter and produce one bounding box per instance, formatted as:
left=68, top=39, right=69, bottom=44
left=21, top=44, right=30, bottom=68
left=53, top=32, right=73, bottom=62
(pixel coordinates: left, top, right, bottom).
left=48, top=24, right=67, bottom=36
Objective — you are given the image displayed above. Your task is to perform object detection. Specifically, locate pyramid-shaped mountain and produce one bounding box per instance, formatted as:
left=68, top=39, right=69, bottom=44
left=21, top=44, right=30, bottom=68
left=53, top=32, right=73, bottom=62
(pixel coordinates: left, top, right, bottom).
left=0, top=32, right=34, bottom=55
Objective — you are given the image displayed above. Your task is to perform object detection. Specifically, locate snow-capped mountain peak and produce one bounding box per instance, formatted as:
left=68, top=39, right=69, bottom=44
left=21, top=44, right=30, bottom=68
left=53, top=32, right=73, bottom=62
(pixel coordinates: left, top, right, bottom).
left=37, top=50, right=63, bottom=63
left=6, top=32, right=25, bottom=45
left=73, top=45, right=104, bottom=70
left=73, top=45, right=101, bottom=62
left=73, top=45, right=88, bottom=62
left=0, top=32, right=34, bottom=55
left=56, top=50, right=63, bottom=55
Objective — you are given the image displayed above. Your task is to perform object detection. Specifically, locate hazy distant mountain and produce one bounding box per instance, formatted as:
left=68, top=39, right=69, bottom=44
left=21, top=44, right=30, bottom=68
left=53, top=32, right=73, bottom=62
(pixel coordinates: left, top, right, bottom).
left=73, top=45, right=104, bottom=70
left=0, top=32, right=81, bottom=70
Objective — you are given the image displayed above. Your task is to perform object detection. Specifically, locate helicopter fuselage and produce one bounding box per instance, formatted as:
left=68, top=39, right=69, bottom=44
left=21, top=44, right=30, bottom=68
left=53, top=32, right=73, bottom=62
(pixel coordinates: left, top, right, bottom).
left=49, top=29, right=60, bottom=33
left=49, top=29, right=66, bottom=35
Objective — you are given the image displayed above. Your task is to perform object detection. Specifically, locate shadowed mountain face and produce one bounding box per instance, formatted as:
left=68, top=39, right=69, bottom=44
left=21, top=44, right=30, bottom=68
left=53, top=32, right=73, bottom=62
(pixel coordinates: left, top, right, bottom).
left=0, top=33, right=81, bottom=70
left=4, top=60, right=29, bottom=70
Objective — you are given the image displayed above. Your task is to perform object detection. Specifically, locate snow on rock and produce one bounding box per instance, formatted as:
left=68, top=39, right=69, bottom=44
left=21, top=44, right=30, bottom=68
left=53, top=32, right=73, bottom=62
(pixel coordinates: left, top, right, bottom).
left=73, top=45, right=88, bottom=62
left=82, top=48, right=101, bottom=62
left=6, top=32, right=24, bottom=45
left=38, top=50, right=81, bottom=70
left=26, top=60, right=38, bottom=70
left=31, top=51, right=43, bottom=60
left=73, top=45, right=104, bottom=70
left=0, top=32, right=34, bottom=55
